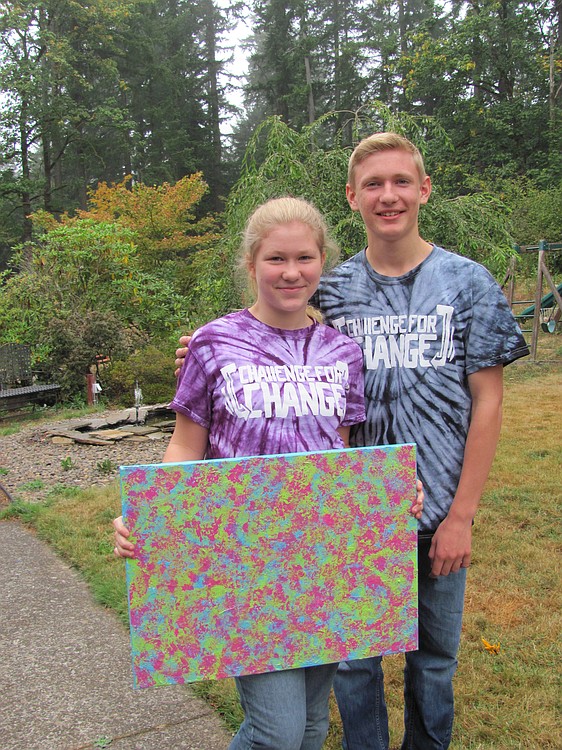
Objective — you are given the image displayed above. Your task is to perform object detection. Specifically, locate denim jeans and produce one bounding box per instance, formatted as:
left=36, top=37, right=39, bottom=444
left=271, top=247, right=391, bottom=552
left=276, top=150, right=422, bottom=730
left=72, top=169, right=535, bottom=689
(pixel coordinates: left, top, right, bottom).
left=333, top=540, right=467, bottom=750
left=230, top=662, right=339, bottom=750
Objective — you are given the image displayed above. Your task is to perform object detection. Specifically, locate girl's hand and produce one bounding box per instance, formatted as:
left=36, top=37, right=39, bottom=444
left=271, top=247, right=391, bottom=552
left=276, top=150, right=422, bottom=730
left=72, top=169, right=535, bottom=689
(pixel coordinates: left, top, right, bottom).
left=410, top=480, right=424, bottom=519
left=113, top=515, right=135, bottom=558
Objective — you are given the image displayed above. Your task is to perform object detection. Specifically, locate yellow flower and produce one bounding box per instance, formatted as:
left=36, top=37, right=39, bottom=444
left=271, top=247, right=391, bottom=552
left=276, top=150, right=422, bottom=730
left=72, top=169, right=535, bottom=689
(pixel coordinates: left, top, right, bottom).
left=481, top=637, right=500, bottom=654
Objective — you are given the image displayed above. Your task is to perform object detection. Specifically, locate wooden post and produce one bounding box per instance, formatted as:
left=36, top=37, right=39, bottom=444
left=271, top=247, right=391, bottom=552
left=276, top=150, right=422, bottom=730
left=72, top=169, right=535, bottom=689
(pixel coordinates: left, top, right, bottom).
left=86, top=373, right=96, bottom=406
left=506, top=254, right=517, bottom=307
left=530, top=242, right=546, bottom=360
left=539, top=256, right=562, bottom=313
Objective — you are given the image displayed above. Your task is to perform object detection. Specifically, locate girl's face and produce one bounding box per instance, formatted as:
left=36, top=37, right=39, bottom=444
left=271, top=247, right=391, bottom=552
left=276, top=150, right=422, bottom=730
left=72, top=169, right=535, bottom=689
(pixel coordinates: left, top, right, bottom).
left=248, top=221, right=325, bottom=329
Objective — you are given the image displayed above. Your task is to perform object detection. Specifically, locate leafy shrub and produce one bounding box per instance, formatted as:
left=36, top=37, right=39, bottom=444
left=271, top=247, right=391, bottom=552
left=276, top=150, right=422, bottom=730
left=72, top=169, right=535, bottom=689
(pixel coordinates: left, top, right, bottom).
left=102, top=344, right=177, bottom=406
left=41, top=312, right=128, bottom=400
left=503, top=179, right=562, bottom=274
left=0, top=217, right=185, bottom=353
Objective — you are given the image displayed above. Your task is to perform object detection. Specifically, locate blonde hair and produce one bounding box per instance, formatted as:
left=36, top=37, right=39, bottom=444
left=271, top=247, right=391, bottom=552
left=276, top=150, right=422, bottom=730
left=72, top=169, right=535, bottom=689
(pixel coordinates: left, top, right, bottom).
left=347, top=132, right=427, bottom=187
left=240, top=196, right=340, bottom=322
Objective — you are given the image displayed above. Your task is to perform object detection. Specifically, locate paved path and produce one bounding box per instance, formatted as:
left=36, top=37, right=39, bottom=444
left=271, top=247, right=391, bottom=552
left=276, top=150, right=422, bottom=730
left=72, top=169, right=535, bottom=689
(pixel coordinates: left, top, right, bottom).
left=0, top=521, right=232, bottom=750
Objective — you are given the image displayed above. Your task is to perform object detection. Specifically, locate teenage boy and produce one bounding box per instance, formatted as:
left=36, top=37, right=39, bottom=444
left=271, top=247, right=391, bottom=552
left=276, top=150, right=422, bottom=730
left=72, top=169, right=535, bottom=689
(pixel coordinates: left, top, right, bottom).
left=175, top=133, right=529, bottom=749
left=314, top=133, right=528, bottom=750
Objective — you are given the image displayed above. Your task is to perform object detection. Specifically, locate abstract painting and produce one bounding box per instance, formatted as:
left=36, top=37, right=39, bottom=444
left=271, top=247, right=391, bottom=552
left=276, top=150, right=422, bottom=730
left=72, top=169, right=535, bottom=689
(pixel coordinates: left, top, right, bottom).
left=120, top=443, right=418, bottom=688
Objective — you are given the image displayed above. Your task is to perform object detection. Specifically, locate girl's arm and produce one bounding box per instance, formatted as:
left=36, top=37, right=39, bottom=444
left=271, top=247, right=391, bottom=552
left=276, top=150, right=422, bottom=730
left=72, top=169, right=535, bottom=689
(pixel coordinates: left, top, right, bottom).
left=162, top=412, right=209, bottom=464
left=113, top=414, right=209, bottom=558
left=337, top=425, right=351, bottom=447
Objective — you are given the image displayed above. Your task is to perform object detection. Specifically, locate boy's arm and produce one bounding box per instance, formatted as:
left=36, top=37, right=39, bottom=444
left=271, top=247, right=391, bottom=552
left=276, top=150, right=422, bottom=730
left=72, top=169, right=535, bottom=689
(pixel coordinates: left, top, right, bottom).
left=336, top=425, right=351, bottom=447
left=429, top=364, right=503, bottom=577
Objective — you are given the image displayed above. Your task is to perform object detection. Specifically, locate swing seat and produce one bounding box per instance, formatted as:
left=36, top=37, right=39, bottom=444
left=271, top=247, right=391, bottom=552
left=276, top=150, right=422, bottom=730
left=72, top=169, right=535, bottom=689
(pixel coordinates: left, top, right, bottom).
left=541, top=320, right=557, bottom=334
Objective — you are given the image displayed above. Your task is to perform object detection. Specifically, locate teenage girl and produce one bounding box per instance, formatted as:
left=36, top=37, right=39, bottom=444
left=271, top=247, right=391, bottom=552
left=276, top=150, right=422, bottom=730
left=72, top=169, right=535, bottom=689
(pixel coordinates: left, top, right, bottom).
left=114, top=196, right=423, bottom=750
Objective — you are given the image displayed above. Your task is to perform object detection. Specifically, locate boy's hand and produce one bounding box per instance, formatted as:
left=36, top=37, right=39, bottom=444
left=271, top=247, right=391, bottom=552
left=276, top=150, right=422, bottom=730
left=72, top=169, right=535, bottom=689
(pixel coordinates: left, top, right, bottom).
left=174, top=335, right=192, bottom=377
left=429, top=514, right=472, bottom=577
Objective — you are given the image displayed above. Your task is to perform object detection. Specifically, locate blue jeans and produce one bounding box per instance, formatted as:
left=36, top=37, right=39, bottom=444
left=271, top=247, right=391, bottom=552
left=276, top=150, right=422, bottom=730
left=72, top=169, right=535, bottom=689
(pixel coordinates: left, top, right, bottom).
left=333, top=540, right=467, bottom=750
left=230, top=662, right=339, bottom=750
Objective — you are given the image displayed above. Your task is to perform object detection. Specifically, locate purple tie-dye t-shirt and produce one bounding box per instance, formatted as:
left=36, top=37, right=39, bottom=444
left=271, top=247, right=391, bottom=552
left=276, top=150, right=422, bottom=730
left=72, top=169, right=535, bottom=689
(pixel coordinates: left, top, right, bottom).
left=170, top=309, right=366, bottom=459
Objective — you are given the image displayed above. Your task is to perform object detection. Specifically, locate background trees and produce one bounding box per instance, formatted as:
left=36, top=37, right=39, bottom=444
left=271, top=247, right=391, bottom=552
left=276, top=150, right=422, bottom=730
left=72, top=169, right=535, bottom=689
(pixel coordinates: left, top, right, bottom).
left=1, top=0, right=560, bottom=238
left=242, top=0, right=560, bottom=176
left=0, top=0, right=142, bottom=239
left=0, top=173, right=217, bottom=396
left=0, top=0, right=233, bottom=245
left=0, top=0, right=560, bottom=399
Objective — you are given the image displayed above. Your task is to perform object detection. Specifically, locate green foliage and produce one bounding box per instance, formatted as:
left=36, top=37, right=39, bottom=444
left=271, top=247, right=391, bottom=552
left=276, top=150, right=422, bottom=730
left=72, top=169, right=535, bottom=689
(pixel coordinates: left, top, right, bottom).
left=96, top=459, right=116, bottom=476
left=503, top=180, right=562, bottom=246
left=421, top=190, right=515, bottom=275
left=493, top=178, right=562, bottom=274
left=0, top=499, right=45, bottom=524
left=102, top=344, right=177, bottom=407
left=61, top=457, right=74, bottom=472
left=1, top=219, right=183, bottom=341
left=0, top=216, right=187, bottom=395
left=40, top=312, right=129, bottom=399
left=191, top=108, right=517, bottom=314
left=93, top=737, right=112, bottom=749
left=18, top=479, right=45, bottom=492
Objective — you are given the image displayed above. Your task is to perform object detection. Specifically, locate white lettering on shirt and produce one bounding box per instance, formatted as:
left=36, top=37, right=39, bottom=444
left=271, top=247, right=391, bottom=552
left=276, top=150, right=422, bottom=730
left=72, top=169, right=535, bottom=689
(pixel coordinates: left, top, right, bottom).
left=335, top=307, right=455, bottom=370
left=221, top=360, right=349, bottom=420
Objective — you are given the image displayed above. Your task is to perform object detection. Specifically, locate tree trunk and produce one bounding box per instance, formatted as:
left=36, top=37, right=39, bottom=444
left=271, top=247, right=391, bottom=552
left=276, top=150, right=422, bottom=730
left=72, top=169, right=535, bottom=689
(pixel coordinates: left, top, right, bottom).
left=19, top=101, right=33, bottom=246
left=304, top=55, right=315, bottom=125
left=203, top=0, right=224, bottom=211
left=550, top=0, right=562, bottom=124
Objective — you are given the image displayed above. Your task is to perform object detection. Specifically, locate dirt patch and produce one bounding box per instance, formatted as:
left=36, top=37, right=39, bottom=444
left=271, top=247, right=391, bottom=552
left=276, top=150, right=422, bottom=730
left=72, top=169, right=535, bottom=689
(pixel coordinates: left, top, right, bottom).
left=0, top=409, right=173, bottom=503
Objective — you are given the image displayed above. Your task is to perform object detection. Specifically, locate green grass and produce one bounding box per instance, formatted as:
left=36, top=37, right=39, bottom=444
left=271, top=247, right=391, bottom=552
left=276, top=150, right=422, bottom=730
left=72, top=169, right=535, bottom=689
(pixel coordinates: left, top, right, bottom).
left=1, top=352, right=561, bottom=749
left=17, top=478, right=45, bottom=491
left=0, top=425, right=19, bottom=437
left=2, top=482, right=130, bottom=624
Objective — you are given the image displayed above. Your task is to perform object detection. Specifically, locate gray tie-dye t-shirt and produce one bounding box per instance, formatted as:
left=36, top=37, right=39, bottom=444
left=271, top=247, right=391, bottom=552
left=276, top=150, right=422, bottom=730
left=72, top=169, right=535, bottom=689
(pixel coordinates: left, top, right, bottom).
left=171, top=308, right=366, bottom=459
left=314, top=245, right=529, bottom=531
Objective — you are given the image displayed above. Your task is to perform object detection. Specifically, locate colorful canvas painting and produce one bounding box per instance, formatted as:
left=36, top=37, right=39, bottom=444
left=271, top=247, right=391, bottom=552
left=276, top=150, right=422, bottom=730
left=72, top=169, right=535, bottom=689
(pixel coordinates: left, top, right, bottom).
left=120, top=443, right=418, bottom=689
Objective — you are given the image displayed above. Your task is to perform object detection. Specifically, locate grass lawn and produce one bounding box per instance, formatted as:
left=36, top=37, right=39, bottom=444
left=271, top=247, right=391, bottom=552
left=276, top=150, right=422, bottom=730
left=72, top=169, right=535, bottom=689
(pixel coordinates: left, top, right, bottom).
left=2, top=336, right=561, bottom=749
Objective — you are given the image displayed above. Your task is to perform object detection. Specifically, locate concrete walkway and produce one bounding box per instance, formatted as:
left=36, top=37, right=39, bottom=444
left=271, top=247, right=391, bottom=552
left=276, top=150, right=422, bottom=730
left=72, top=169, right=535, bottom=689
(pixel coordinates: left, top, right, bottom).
left=0, top=521, right=232, bottom=750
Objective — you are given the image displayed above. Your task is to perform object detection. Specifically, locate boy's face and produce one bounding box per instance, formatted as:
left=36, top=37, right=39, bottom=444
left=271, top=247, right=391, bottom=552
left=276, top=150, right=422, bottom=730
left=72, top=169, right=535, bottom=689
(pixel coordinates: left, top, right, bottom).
left=346, top=149, right=431, bottom=246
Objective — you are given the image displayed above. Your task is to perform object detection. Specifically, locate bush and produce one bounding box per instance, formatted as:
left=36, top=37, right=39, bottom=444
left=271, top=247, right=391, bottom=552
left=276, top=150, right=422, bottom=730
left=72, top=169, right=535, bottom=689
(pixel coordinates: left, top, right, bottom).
left=42, top=312, right=129, bottom=400
left=505, top=179, right=562, bottom=274
left=102, top=344, right=177, bottom=407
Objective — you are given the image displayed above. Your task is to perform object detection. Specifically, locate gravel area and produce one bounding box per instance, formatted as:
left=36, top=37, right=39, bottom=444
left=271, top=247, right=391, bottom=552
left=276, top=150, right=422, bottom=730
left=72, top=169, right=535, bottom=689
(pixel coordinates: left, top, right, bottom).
left=0, top=409, right=173, bottom=504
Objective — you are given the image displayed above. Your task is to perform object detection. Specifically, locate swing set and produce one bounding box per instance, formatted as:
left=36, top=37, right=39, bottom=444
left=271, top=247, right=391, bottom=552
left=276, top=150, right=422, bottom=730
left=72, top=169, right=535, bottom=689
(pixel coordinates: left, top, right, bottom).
left=502, top=240, right=562, bottom=361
